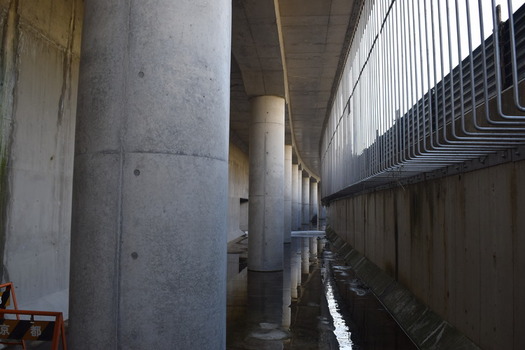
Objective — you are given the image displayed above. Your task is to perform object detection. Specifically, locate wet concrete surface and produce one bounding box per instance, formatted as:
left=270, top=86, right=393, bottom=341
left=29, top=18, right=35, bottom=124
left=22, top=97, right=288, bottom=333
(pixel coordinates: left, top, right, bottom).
left=227, top=234, right=418, bottom=349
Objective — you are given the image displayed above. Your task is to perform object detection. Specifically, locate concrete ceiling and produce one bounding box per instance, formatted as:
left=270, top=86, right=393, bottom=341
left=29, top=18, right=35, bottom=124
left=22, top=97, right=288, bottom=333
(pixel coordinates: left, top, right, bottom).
left=231, top=0, right=362, bottom=177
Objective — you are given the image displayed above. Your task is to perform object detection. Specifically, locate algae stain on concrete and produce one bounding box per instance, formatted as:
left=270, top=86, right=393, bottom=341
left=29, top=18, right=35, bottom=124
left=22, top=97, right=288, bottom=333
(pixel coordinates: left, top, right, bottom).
left=0, top=0, right=20, bottom=282
left=57, top=0, right=77, bottom=127
left=0, top=156, right=8, bottom=281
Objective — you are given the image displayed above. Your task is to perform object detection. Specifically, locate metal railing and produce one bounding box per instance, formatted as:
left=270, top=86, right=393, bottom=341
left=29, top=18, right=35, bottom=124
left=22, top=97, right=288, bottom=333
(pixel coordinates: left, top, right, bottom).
left=321, top=0, right=525, bottom=200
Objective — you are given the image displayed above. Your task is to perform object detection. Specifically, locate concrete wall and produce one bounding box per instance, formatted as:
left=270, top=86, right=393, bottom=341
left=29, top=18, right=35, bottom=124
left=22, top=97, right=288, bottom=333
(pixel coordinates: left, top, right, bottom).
left=0, top=0, right=82, bottom=316
left=228, top=143, right=249, bottom=242
left=327, top=159, right=525, bottom=350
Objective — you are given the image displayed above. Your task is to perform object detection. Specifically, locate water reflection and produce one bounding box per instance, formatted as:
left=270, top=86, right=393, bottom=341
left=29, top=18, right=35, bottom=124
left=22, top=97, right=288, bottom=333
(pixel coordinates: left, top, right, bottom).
left=227, top=235, right=321, bottom=349
left=301, top=238, right=310, bottom=274
left=322, top=249, right=418, bottom=350
left=227, top=234, right=417, bottom=350
left=282, top=245, right=292, bottom=329
left=290, top=239, right=301, bottom=299
left=325, top=274, right=355, bottom=349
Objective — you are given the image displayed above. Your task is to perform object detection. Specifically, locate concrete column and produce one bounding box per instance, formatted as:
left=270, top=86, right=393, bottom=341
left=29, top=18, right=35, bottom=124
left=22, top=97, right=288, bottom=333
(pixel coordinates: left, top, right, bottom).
left=310, top=180, right=318, bottom=230
left=302, top=175, right=310, bottom=230
left=297, top=167, right=303, bottom=230
left=69, top=1, right=231, bottom=349
left=284, top=145, right=293, bottom=243
left=292, top=163, right=299, bottom=231
left=248, top=95, right=285, bottom=271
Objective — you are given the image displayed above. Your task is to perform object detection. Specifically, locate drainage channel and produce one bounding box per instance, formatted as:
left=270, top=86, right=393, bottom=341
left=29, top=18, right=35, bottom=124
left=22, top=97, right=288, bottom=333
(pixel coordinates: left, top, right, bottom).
left=321, top=242, right=418, bottom=349
left=226, top=235, right=418, bottom=349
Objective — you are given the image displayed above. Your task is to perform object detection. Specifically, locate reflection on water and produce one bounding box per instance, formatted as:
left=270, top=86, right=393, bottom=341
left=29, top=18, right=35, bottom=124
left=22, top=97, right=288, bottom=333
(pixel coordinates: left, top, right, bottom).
left=227, top=234, right=417, bottom=350
left=324, top=270, right=355, bottom=349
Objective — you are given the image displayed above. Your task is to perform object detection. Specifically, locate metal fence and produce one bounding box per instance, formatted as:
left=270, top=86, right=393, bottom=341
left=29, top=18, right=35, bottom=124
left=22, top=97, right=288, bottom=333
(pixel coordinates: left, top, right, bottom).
left=321, top=0, right=525, bottom=200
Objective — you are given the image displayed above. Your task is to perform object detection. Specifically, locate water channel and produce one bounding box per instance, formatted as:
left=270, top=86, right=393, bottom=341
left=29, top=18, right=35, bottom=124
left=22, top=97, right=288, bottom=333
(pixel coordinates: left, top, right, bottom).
left=227, top=233, right=418, bottom=349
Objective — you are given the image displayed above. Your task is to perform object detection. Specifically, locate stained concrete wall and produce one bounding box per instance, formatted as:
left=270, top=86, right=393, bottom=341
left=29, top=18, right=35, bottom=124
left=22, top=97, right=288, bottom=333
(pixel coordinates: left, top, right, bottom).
left=327, top=159, right=525, bottom=350
left=0, top=0, right=82, bottom=317
left=228, top=143, right=249, bottom=242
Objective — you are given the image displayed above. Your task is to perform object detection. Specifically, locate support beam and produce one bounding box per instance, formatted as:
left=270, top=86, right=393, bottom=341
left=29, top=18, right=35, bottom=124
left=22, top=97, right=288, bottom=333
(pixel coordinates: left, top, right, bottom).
left=69, top=1, right=231, bottom=348
left=310, top=180, right=318, bottom=230
left=297, top=167, right=303, bottom=230
left=292, top=163, right=300, bottom=231
left=284, top=145, right=292, bottom=243
left=301, top=174, right=310, bottom=230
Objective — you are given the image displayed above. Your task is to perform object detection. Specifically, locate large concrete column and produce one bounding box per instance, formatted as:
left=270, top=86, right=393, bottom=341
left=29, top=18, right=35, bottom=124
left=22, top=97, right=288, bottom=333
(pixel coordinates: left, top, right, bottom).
left=301, top=174, right=310, bottom=230
left=310, top=180, right=318, bottom=230
left=248, top=95, right=285, bottom=271
left=284, top=145, right=293, bottom=243
left=69, top=2, right=231, bottom=349
left=292, top=163, right=299, bottom=231
left=297, top=167, right=303, bottom=230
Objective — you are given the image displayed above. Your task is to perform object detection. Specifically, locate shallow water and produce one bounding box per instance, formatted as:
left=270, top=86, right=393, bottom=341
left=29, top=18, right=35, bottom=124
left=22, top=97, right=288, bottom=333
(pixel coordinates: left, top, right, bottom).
left=226, top=234, right=418, bottom=350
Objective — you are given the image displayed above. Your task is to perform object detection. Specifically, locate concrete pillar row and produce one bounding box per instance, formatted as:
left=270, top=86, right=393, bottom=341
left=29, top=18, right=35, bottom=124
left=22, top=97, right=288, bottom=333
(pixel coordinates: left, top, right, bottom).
left=248, top=95, right=285, bottom=272
left=291, top=163, right=299, bottom=231
left=284, top=145, right=293, bottom=243
left=301, top=175, right=310, bottom=230
left=310, top=180, right=318, bottom=230
left=69, top=1, right=231, bottom=349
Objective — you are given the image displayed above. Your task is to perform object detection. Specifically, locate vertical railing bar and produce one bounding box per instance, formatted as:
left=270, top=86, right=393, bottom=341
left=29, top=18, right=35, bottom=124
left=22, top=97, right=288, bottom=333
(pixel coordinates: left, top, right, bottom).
left=491, top=0, right=525, bottom=119
left=320, top=0, right=525, bottom=199
left=506, top=0, right=525, bottom=112
left=460, top=0, right=525, bottom=135
left=416, top=0, right=430, bottom=157
left=406, top=0, right=417, bottom=160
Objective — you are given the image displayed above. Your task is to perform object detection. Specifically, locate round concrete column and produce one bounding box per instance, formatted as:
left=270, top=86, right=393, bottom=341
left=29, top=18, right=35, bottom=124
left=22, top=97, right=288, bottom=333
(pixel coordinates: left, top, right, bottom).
left=301, top=175, right=310, bottom=230
left=248, top=95, right=285, bottom=271
left=310, top=180, right=318, bottom=230
left=284, top=145, right=293, bottom=243
left=291, top=163, right=299, bottom=231
left=69, top=1, right=231, bottom=349
left=297, top=168, right=303, bottom=230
